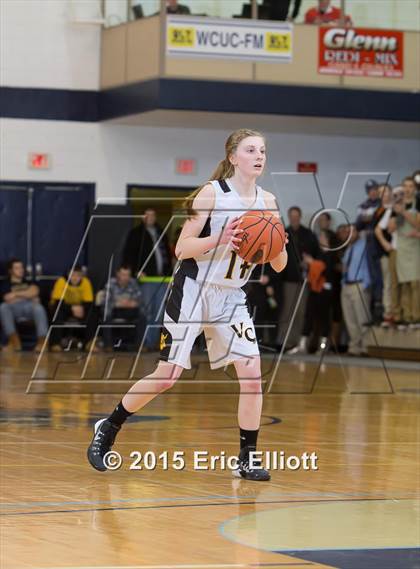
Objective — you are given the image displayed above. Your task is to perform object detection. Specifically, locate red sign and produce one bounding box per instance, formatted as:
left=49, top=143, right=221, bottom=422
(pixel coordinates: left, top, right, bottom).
left=298, top=162, right=318, bottom=173
left=318, top=27, right=403, bottom=78
left=175, top=158, right=196, bottom=175
left=28, top=153, right=50, bottom=169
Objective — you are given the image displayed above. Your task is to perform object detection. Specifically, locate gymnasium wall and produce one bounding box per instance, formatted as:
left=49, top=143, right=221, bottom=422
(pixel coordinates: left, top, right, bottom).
left=0, top=0, right=101, bottom=90
left=1, top=117, right=419, bottom=221
left=1, top=0, right=419, bottom=223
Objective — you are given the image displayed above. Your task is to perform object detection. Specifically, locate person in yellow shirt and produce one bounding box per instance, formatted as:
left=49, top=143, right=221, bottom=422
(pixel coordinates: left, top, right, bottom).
left=49, top=266, right=96, bottom=351
left=51, top=271, right=93, bottom=306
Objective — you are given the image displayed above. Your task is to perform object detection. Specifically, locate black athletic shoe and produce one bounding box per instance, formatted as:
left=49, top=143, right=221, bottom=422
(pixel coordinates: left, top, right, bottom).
left=87, top=418, right=120, bottom=472
left=232, top=446, right=271, bottom=481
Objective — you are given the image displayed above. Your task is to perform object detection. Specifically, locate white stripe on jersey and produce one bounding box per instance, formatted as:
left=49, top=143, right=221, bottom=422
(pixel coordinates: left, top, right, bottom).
left=179, top=178, right=268, bottom=288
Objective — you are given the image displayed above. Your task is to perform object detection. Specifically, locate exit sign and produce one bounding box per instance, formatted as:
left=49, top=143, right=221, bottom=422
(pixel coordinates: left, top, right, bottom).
left=297, top=162, right=318, bottom=173
left=28, top=153, right=51, bottom=170
left=175, top=158, right=196, bottom=175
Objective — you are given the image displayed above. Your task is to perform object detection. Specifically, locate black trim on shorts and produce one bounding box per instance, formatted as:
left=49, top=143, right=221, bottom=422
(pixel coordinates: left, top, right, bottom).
left=179, top=259, right=198, bottom=281
left=159, top=326, right=173, bottom=362
left=218, top=179, right=231, bottom=193
left=241, top=284, right=253, bottom=318
left=165, top=271, right=187, bottom=323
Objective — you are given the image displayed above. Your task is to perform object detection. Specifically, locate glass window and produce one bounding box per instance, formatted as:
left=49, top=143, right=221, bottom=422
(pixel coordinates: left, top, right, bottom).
left=103, top=1, right=265, bottom=26
left=345, top=0, right=420, bottom=32
left=103, top=0, right=420, bottom=31
left=133, top=0, right=160, bottom=18
left=104, top=0, right=129, bottom=27
left=104, top=0, right=160, bottom=27
left=165, top=1, right=252, bottom=19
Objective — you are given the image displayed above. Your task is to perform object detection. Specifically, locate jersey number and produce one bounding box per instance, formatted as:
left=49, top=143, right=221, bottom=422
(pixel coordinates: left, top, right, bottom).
left=225, top=251, right=252, bottom=280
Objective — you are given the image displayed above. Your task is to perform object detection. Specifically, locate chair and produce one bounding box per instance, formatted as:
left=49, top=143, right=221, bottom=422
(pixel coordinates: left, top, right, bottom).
left=16, top=318, right=37, bottom=351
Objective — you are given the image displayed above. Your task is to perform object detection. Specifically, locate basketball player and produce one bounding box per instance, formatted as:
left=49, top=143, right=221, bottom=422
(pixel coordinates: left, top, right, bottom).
left=87, top=129, right=288, bottom=480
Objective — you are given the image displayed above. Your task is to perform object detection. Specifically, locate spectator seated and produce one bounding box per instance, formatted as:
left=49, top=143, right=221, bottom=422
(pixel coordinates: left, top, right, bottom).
left=99, top=266, right=146, bottom=352
left=0, top=258, right=48, bottom=353
left=49, top=266, right=97, bottom=352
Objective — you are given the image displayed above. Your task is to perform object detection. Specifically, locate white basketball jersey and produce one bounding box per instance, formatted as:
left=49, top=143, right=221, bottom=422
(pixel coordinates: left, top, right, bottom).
left=178, top=179, right=267, bottom=288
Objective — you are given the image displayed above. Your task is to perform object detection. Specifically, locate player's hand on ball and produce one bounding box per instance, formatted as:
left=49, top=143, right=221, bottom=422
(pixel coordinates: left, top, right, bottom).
left=220, top=217, right=243, bottom=250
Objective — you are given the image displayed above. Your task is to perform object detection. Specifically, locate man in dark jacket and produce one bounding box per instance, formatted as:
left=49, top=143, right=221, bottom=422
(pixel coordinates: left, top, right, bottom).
left=122, top=209, right=172, bottom=350
left=241, top=0, right=301, bottom=20
left=263, top=0, right=302, bottom=21
left=276, top=206, right=320, bottom=352
left=123, top=208, right=171, bottom=277
left=356, top=179, right=381, bottom=230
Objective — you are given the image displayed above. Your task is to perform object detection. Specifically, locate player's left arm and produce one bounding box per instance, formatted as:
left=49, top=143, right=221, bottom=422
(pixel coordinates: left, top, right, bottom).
left=263, top=190, right=288, bottom=273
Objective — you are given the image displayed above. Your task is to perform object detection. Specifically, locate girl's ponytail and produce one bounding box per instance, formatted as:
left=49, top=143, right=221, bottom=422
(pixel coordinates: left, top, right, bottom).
left=182, top=129, right=264, bottom=218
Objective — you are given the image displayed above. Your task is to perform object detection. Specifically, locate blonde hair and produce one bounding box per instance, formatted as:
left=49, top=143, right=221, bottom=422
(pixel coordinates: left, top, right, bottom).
left=183, top=128, right=265, bottom=218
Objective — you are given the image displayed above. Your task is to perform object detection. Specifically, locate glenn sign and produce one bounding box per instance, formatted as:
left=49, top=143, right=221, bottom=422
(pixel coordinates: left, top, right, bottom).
left=318, top=27, right=403, bottom=78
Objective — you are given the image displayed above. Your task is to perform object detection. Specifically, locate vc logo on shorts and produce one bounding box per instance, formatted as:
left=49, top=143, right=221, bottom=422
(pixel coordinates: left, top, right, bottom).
left=230, top=322, right=256, bottom=343
left=160, top=332, right=169, bottom=351
left=159, top=327, right=173, bottom=362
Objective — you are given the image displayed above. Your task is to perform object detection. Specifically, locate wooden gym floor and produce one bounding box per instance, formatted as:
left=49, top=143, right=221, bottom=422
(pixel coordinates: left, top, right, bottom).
left=1, top=350, right=419, bottom=569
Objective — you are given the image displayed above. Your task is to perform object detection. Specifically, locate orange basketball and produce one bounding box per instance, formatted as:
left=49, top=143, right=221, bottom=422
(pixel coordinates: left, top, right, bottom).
left=237, top=210, right=285, bottom=264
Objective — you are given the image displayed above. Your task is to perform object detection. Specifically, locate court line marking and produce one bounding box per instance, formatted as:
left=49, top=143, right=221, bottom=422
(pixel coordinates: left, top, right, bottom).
left=273, top=546, right=420, bottom=553
left=27, top=380, right=259, bottom=384
left=30, top=552, right=314, bottom=569
left=0, top=445, right=77, bottom=467
left=2, top=440, right=419, bottom=445
left=1, top=461, right=417, bottom=469
left=0, top=431, right=84, bottom=453
left=17, top=562, right=309, bottom=568
left=2, top=490, right=417, bottom=509
left=27, top=551, right=315, bottom=569
left=1, top=497, right=415, bottom=517
left=281, top=353, right=420, bottom=372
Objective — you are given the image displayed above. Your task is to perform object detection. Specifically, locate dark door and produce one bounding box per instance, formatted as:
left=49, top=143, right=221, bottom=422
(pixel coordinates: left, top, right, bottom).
left=0, top=184, right=30, bottom=274
left=32, top=184, right=93, bottom=277
left=0, top=181, right=94, bottom=279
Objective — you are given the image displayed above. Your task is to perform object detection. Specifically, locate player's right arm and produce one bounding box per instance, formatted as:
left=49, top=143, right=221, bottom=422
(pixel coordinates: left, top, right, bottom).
left=175, top=183, right=242, bottom=260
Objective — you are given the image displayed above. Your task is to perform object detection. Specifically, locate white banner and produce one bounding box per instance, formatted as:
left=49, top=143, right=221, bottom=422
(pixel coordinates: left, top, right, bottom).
left=166, top=16, right=293, bottom=62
